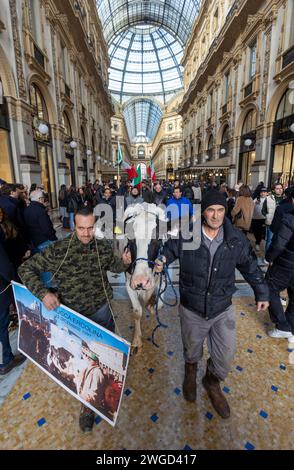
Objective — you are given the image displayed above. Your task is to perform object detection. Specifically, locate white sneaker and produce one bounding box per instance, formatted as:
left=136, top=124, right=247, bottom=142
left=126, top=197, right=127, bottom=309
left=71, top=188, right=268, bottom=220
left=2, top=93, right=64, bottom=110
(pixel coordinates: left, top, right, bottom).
left=288, top=336, right=294, bottom=344
left=255, top=244, right=260, bottom=251
left=268, top=328, right=292, bottom=338
left=263, top=258, right=269, bottom=265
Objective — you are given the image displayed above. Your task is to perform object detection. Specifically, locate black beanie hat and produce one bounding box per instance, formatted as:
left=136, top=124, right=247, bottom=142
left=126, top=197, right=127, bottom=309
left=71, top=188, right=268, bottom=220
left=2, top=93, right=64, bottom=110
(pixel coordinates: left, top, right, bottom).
left=201, top=189, right=228, bottom=213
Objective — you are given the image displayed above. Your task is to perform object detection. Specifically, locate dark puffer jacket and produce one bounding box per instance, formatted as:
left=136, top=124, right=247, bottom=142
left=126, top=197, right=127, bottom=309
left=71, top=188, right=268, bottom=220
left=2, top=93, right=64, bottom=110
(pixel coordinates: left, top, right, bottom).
left=266, top=209, right=294, bottom=268
left=162, top=217, right=269, bottom=319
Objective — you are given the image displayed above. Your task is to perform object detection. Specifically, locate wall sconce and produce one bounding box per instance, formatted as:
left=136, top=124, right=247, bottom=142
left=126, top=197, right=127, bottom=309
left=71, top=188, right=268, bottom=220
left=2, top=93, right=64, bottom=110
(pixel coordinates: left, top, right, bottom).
left=69, top=140, right=77, bottom=149
left=38, top=123, right=49, bottom=135
left=86, top=149, right=92, bottom=156
left=244, top=138, right=253, bottom=147
left=290, top=123, right=294, bottom=133
left=220, top=148, right=226, bottom=155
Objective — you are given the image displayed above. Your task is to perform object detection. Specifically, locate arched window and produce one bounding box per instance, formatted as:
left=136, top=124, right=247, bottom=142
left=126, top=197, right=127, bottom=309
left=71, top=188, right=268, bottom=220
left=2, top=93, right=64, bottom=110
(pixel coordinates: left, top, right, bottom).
left=30, top=83, right=48, bottom=121
left=62, top=111, right=72, bottom=137
left=138, top=146, right=145, bottom=159
left=242, top=109, right=257, bottom=135
left=207, top=135, right=213, bottom=161
left=220, top=125, right=230, bottom=158
left=276, top=88, right=294, bottom=121
left=221, top=125, right=230, bottom=144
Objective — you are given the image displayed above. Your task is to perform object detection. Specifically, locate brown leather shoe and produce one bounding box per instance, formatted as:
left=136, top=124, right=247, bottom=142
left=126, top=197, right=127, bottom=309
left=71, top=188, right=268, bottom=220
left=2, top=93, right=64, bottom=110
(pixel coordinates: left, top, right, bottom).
left=0, top=354, right=27, bottom=375
left=79, top=404, right=95, bottom=433
left=183, top=362, right=197, bottom=402
left=202, top=368, right=230, bottom=419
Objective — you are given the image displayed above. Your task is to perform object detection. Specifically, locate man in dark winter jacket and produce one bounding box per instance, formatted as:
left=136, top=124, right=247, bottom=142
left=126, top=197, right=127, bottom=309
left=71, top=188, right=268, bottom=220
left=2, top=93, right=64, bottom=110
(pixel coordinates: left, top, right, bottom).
left=153, top=182, right=168, bottom=206
left=265, top=194, right=294, bottom=342
left=141, top=180, right=154, bottom=203
left=155, top=189, right=269, bottom=419
left=24, top=190, right=57, bottom=250
left=270, top=187, right=294, bottom=235
left=0, top=230, right=26, bottom=375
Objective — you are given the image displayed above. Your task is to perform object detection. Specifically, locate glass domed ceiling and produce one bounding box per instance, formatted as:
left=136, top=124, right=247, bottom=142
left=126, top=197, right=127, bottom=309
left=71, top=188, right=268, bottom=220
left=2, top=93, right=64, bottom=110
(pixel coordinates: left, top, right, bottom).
left=96, top=1, right=203, bottom=139
left=109, top=26, right=183, bottom=104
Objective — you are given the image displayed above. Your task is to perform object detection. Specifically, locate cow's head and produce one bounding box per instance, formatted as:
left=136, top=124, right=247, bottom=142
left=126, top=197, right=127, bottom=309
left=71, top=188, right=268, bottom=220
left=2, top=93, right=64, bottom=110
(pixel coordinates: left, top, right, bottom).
left=124, top=203, right=167, bottom=290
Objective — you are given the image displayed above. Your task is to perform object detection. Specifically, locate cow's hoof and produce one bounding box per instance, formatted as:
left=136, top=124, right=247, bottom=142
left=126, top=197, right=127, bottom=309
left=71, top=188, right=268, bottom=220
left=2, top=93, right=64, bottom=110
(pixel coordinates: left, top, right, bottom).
left=131, top=345, right=142, bottom=355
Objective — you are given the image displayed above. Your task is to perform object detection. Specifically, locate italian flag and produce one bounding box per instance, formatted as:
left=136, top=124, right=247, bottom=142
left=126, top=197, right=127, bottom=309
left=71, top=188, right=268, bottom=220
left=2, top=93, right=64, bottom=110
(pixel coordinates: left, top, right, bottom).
left=147, top=159, right=156, bottom=183
left=132, top=165, right=141, bottom=188
left=121, top=160, right=138, bottom=180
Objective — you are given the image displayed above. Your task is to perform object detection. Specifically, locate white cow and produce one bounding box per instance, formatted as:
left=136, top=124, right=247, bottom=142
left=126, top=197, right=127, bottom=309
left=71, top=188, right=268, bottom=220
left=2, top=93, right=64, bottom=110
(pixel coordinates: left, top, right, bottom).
left=124, top=203, right=167, bottom=353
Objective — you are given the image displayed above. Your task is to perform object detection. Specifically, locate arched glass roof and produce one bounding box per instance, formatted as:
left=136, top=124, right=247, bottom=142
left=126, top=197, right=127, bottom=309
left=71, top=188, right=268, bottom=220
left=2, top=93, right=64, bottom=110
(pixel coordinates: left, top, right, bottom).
left=95, top=1, right=202, bottom=140
left=96, top=0, right=202, bottom=45
left=123, top=99, right=163, bottom=142
left=109, top=27, right=183, bottom=104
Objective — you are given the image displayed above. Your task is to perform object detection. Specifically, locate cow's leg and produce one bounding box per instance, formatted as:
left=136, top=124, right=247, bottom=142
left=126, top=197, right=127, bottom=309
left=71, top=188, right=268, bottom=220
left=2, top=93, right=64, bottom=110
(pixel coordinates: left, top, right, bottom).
left=146, top=292, right=156, bottom=316
left=126, top=278, right=143, bottom=354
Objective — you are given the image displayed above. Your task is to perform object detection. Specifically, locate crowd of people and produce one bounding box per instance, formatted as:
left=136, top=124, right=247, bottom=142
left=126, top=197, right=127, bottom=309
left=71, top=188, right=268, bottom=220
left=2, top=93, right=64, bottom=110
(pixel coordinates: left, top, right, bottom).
left=0, top=174, right=294, bottom=430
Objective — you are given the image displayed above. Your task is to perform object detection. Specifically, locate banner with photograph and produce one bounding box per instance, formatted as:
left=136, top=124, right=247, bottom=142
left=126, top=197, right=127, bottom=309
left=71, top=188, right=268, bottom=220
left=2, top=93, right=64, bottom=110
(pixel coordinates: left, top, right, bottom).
left=12, top=281, right=131, bottom=427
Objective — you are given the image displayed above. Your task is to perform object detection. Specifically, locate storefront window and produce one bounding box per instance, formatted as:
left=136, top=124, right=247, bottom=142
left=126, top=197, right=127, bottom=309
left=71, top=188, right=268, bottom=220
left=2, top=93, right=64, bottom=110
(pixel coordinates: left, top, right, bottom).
left=270, top=88, right=294, bottom=188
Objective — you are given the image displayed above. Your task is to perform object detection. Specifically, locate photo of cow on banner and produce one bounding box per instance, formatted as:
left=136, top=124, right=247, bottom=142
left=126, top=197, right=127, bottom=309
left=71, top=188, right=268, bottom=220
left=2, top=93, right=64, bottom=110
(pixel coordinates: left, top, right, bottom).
left=12, top=282, right=130, bottom=426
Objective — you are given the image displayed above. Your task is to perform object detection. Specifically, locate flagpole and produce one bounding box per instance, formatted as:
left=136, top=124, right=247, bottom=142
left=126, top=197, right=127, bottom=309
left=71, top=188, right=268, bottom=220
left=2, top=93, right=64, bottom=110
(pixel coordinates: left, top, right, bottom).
left=117, top=139, right=120, bottom=188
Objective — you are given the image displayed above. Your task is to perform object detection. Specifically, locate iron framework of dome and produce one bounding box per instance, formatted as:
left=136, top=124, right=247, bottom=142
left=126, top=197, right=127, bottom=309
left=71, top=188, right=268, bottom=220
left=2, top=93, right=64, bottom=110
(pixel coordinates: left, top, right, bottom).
left=123, top=99, right=163, bottom=143
left=95, top=0, right=202, bottom=140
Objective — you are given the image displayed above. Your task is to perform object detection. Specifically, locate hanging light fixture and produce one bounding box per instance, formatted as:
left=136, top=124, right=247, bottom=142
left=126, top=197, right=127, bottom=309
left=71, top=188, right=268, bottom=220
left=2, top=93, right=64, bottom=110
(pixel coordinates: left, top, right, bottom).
left=86, top=149, right=92, bottom=156
left=290, top=123, right=294, bottom=133
left=220, top=148, right=226, bottom=155
left=38, top=123, right=49, bottom=135
left=244, top=138, right=253, bottom=147
left=69, top=140, right=77, bottom=149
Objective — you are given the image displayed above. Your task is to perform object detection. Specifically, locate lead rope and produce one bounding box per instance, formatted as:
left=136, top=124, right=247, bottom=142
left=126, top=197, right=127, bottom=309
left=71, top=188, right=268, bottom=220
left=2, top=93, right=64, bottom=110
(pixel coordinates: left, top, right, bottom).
left=94, top=237, right=123, bottom=338
left=151, top=262, right=178, bottom=348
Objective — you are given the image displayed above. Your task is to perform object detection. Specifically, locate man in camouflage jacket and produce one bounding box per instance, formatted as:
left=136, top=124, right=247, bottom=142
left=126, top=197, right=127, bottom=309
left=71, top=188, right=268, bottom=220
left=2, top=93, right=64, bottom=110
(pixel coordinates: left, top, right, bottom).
left=18, top=207, right=131, bottom=432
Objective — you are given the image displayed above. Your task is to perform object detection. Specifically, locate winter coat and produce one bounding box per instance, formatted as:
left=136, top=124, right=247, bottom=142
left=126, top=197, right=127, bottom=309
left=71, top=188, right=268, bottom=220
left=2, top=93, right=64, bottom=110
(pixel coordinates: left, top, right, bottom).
left=252, top=197, right=266, bottom=220
left=263, top=194, right=284, bottom=226
left=270, top=199, right=294, bottom=235
left=23, top=201, right=57, bottom=248
left=18, top=235, right=127, bottom=317
left=153, top=190, right=168, bottom=206
left=266, top=210, right=294, bottom=268
left=231, top=196, right=254, bottom=231
left=162, top=217, right=269, bottom=319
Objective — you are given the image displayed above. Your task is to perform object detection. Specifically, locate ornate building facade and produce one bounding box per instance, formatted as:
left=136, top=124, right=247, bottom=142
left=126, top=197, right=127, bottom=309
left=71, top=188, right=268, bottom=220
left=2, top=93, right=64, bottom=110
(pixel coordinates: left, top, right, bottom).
left=179, top=0, right=294, bottom=189
left=0, top=0, right=113, bottom=206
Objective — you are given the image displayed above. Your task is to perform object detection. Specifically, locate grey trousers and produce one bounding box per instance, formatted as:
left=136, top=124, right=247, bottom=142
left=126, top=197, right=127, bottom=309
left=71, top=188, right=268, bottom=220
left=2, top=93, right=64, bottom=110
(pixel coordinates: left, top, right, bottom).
left=179, top=304, right=236, bottom=381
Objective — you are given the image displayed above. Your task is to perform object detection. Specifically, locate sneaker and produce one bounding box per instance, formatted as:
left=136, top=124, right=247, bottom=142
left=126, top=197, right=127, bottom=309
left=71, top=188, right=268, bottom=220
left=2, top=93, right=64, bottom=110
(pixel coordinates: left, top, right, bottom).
left=255, top=244, right=260, bottom=252
left=288, top=336, right=294, bottom=344
left=263, top=258, right=269, bottom=265
left=268, top=328, right=292, bottom=339
left=280, top=297, right=287, bottom=307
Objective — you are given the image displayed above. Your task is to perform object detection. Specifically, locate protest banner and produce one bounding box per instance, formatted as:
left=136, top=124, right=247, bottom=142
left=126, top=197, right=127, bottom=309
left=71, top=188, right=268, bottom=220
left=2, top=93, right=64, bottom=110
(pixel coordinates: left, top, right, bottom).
left=12, top=281, right=130, bottom=426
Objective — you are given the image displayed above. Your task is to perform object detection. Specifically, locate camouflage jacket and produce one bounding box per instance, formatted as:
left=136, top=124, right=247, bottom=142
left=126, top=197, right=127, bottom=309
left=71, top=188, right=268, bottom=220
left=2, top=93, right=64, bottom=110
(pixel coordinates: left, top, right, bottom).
left=18, top=235, right=127, bottom=317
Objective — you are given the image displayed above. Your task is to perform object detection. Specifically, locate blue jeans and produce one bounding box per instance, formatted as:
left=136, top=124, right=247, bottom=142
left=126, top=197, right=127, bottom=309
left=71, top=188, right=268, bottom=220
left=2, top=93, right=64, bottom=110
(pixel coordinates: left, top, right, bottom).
left=32, top=240, right=56, bottom=288
left=265, top=226, right=273, bottom=253
left=88, top=302, right=115, bottom=332
left=0, top=281, right=14, bottom=367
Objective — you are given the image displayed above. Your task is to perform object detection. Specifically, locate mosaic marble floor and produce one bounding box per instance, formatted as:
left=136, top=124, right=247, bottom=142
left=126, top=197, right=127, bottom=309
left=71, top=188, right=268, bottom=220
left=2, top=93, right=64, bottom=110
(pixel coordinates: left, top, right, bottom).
left=0, top=295, right=294, bottom=450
